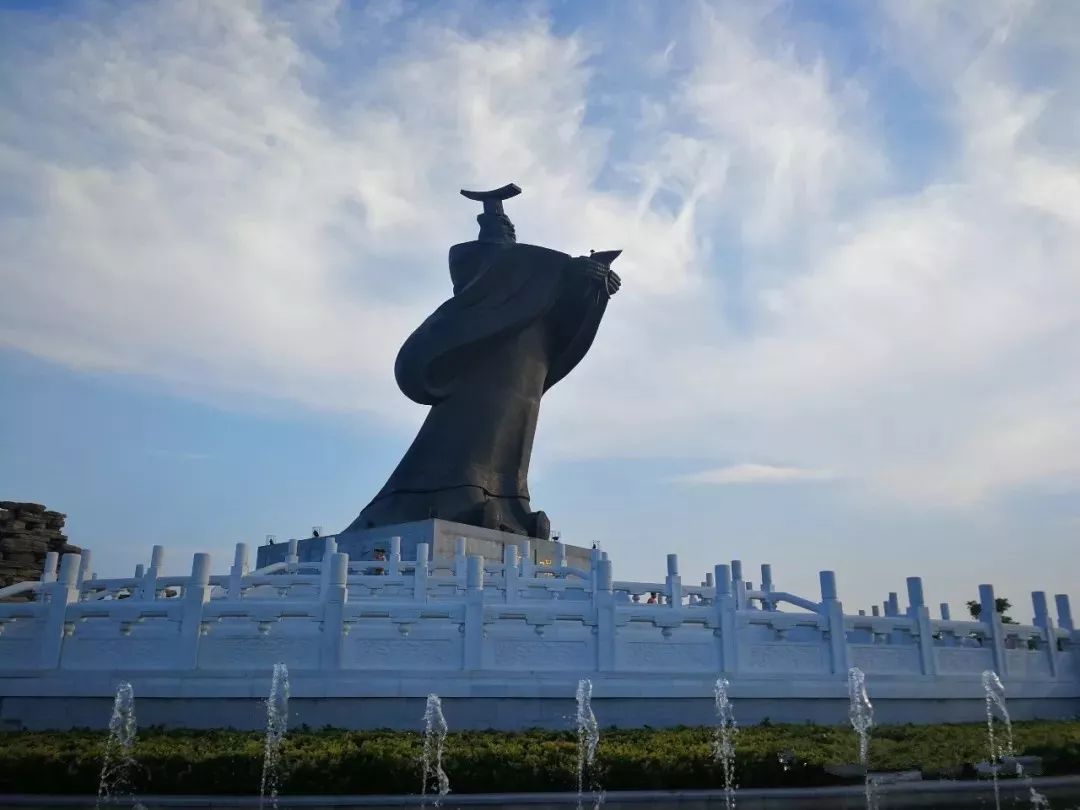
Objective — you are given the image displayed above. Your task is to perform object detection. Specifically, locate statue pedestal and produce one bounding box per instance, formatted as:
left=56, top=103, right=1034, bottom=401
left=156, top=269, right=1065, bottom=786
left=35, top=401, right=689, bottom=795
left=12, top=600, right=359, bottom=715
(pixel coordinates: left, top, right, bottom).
left=254, top=518, right=593, bottom=570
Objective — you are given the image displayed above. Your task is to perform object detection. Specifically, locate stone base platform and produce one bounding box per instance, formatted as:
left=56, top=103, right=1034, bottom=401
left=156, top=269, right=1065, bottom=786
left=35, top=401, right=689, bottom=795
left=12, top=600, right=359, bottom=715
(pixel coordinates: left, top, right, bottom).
left=255, top=518, right=593, bottom=570
left=4, top=672, right=1078, bottom=731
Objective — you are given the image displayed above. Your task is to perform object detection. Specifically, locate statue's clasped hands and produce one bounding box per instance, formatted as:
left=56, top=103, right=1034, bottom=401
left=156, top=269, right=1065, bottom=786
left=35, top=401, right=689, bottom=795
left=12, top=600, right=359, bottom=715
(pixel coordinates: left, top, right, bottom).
left=571, top=255, right=622, bottom=298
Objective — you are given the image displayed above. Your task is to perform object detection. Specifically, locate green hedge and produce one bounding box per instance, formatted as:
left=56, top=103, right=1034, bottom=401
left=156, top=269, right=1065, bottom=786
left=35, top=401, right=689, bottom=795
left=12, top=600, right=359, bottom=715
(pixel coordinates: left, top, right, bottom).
left=2, top=722, right=1079, bottom=795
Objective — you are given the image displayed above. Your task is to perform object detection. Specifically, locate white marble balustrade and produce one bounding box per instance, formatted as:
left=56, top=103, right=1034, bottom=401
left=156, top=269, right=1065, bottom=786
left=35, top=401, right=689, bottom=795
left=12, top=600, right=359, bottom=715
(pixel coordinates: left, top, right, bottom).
left=0, top=540, right=1076, bottom=687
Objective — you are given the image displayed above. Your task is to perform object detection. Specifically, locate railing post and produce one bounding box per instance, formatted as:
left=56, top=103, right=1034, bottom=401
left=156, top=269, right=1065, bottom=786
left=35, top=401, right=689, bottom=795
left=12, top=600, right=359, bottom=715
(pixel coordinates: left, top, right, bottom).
left=1032, top=592, right=1059, bottom=678
left=980, top=584, right=1008, bottom=677
left=906, top=576, right=936, bottom=675
left=885, top=592, right=900, bottom=617
left=464, top=555, right=485, bottom=670
left=320, top=552, right=349, bottom=670
left=730, top=560, right=744, bottom=609
left=39, top=552, right=59, bottom=597
left=760, top=563, right=774, bottom=610
left=179, top=553, right=211, bottom=669
left=43, top=551, right=60, bottom=584
left=138, top=545, right=164, bottom=600
left=76, top=550, right=93, bottom=588
left=596, top=558, right=615, bottom=671
left=666, top=554, right=682, bottom=607
left=1055, top=594, right=1074, bottom=632
left=40, top=553, right=80, bottom=668
left=228, top=543, right=249, bottom=599
left=388, top=536, right=401, bottom=576
left=453, top=537, right=467, bottom=584
left=503, top=545, right=519, bottom=603
left=519, top=540, right=533, bottom=579
left=714, top=564, right=737, bottom=673
left=286, top=538, right=299, bottom=571
left=414, top=543, right=429, bottom=602
left=554, top=539, right=567, bottom=571
left=820, top=571, right=848, bottom=675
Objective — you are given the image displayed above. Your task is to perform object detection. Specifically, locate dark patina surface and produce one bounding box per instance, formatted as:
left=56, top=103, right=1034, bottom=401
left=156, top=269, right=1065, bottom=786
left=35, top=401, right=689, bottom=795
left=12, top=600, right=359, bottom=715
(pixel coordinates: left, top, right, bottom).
left=345, top=185, right=620, bottom=539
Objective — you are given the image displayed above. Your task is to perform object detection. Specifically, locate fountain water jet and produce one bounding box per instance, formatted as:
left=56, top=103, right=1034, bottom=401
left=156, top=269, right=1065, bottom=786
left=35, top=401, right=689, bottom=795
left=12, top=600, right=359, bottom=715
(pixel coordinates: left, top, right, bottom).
left=576, top=678, right=601, bottom=809
left=712, top=677, right=737, bottom=809
left=847, top=667, right=876, bottom=810
left=96, top=682, right=140, bottom=809
left=982, top=670, right=1050, bottom=809
left=421, top=693, right=450, bottom=806
left=259, top=662, right=290, bottom=810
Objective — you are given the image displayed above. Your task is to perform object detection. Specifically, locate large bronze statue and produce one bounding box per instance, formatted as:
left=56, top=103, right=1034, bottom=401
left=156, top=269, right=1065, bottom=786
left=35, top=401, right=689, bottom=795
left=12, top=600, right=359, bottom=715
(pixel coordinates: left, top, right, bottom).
left=345, top=184, right=620, bottom=540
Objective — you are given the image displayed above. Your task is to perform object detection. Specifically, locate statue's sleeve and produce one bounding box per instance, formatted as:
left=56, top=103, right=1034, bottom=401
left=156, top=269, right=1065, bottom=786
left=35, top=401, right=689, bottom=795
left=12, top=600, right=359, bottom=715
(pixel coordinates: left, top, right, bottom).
left=395, top=244, right=570, bottom=405
left=543, top=264, right=610, bottom=392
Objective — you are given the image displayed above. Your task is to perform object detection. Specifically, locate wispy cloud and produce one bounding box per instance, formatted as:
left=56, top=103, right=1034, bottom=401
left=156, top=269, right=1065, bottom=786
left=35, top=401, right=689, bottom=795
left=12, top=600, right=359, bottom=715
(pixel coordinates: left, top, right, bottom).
left=675, top=464, right=836, bottom=486
left=1, top=0, right=1078, bottom=512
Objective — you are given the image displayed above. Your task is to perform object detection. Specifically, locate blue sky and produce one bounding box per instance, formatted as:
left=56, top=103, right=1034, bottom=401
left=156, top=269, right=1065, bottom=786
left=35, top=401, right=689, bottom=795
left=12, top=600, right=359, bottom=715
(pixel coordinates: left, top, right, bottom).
left=2, top=0, right=1079, bottom=617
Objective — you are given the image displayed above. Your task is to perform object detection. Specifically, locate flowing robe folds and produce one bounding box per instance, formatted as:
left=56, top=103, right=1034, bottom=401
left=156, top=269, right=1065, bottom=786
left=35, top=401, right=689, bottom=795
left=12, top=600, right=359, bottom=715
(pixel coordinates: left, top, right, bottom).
left=346, top=240, right=611, bottom=538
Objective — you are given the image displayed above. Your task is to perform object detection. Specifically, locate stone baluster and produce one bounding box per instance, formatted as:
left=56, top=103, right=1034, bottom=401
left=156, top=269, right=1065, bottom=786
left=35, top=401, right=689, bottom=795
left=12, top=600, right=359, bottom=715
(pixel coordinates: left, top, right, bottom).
left=906, top=576, right=936, bottom=675
left=319, top=538, right=338, bottom=598
left=139, top=545, right=164, bottom=601
left=414, top=543, right=430, bottom=602
left=714, top=564, right=737, bottom=673
left=819, top=570, right=848, bottom=675
left=286, top=538, right=299, bottom=571
left=454, top=537, right=468, bottom=583
left=596, top=558, right=615, bottom=671
left=320, top=552, right=349, bottom=670
left=40, top=551, right=59, bottom=586
left=760, top=563, right=774, bottom=610
left=41, top=552, right=81, bottom=668
left=519, top=540, right=534, bottom=579
left=980, top=584, right=1008, bottom=676
left=730, top=560, right=744, bottom=609
left=1055, top=594, right=1074, bottom=632
left=666, top=554, right=682, bottom=607
left=503, top=544, right=519, bottom=603
left=885, top=591, right=900, bottom=617
left=179, top=553, right=211, bottom=668
left=464, top=555, right=485, bottom=669
left=76, top=550, right=93, bottom=589
left=388, top=536, right=401, bottom=576
left=553, top=539, right=567, bottom=572
left=35, top=552, right=59, bottom=604
left=1032, top=591, right=1059, bottom=678
left=228, top=543, right=249, bottom=599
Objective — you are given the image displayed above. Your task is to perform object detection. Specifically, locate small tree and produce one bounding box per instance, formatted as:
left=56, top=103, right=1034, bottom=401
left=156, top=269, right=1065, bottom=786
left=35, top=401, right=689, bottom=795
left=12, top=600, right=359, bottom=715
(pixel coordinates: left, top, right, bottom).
left=966, top=597, right=1016, bottom=624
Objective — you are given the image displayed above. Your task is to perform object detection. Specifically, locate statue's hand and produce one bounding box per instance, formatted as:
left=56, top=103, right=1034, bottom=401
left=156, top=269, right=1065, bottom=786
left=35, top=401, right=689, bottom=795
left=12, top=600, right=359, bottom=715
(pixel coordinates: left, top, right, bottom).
left=571, top=256, right=622, bottom=298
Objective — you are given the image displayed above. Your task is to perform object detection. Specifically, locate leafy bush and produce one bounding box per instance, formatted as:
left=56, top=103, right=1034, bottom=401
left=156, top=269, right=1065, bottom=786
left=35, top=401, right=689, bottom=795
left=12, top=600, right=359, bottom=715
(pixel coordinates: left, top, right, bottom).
left=2, top=721, right=1079, bottom=795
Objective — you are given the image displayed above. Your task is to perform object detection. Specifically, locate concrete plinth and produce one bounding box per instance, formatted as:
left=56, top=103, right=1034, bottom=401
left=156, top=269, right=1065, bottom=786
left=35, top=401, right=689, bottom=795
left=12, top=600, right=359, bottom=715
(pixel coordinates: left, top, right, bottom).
left=255, top=519, right=593, bottom=570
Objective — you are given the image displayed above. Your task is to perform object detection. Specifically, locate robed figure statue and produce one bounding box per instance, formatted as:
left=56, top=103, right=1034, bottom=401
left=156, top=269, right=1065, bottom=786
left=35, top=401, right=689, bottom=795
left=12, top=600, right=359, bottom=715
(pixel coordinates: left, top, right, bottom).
left=345, top=184, right=621, bottom=540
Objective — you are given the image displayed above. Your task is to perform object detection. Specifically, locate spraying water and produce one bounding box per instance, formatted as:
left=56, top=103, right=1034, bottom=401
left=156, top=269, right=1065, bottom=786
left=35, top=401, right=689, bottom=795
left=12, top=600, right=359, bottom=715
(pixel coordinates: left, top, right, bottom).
left=421, top=694, right=450, bottom=806
left=576, top=678, right=601, bottom=809
left=96, top=682, right=139, bottom=809
left=982, top=670, right=1050, bottom=809
left=847, top=667, right=876, bottom=810
left=712, top=677, right=738, bottom=809
left=259, top=663, right=290, bottom=810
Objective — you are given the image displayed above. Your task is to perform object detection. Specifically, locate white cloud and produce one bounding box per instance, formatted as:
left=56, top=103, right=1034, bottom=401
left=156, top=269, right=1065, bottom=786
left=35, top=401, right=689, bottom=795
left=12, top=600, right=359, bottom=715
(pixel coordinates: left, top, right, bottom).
left=2, top=0, right=1079, bottom=514
left=676, top=464, right=835, bottom=485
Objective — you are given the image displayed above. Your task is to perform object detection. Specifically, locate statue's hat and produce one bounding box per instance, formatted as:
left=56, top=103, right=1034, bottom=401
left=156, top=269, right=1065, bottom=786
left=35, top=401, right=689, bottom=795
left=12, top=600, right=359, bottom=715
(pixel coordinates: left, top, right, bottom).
left=460, top=183, right=521, bottom=215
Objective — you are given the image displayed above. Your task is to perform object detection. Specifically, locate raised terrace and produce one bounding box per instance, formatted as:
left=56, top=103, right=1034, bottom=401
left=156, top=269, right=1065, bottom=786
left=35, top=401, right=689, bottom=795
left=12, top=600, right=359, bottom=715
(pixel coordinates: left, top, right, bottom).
left=1, top=534, right=1077, bottom=731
